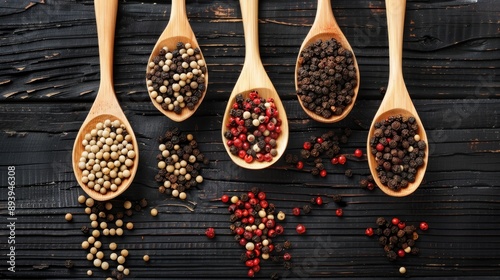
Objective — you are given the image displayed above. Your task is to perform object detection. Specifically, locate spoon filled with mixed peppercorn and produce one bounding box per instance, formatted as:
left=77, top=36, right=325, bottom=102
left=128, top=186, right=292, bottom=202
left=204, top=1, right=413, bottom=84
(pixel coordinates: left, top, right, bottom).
left=73, top=0, right=139, bottom=201
left=146, top=0, right=208, bottom=122
left=366, top=0, right=428, bottom=197
left=221, top=0, right=289, bottom=169
left=295, top=0, right=360, bottom=123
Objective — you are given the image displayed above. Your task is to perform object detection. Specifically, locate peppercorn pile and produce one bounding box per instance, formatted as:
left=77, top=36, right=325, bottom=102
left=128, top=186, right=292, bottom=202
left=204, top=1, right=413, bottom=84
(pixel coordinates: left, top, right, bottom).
left=285, top=128, right=352, bottom=178
left=220, top=188, right=293, bottom=278
left=223, top=90, right=283, bottom=163
left=296, top=38, right=357, bottom=118
left=155, top=128, right=208, bottom=200
left=72, top=195, right=151, bottom=279
left=369, top=115, right=427, bottom=191
left=146, top=42, right=207, bottom=114
left=77, top=119, right=136, bottom=195
left=365, top=217, right=428, bottom=262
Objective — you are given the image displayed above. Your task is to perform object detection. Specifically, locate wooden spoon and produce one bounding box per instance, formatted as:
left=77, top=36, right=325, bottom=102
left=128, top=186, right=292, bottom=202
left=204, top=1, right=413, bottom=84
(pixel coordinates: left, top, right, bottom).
left=366, top=0, right=428, bottom=197
left=146, top=0, right=208, bottom=122
left=72, top=0, right=139, bottom=201
left=295, top=0, right=360, bottom=123
left=221, top=0, right=289, bottom=169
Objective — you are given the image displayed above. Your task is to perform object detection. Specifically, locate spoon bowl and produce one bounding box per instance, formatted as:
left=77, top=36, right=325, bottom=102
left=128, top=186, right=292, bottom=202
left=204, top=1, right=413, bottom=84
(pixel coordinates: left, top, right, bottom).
left=221, top=0, right=289, bottom=169
left=295, top=0, right=360, bottom=123
left=72, top=0, right=139, bottom=201
left=146, top=0, right=208, bottom=122
left=366, top=0, right=428, bottom=197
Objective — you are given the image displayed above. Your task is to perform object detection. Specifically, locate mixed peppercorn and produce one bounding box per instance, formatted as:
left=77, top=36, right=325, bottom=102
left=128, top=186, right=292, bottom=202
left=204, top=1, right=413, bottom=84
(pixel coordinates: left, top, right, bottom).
left=296, top=38, right=358, bottom=118
left=224, top=90, right=283, bottom=163
left=147, top=42, right=207, bottom=114
left=369, top=115, right=427, bottom=191
left=155, top=128, right=209, bottom=199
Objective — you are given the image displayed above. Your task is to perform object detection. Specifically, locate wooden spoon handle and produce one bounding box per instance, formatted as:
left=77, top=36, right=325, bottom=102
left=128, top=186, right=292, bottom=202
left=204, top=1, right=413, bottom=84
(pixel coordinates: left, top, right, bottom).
left=94, top=0, right=118, bottom=91
left=386, top=0, right=406, bottom=83
left=170, top=0, right=188, bottom=26
left=313, top=0, right=337, bottom=32
left=239, top=0, right=263, bottom=68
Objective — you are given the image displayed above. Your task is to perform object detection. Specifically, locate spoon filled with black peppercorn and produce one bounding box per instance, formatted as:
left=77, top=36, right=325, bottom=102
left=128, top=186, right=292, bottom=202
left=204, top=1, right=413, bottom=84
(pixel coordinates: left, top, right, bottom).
left=146, top=0, right=208, bottom=122
left=295, top=0, right=360, bottom=123
left=73, top=0, right=139, bottom=201
left=366, top=0, right=428, bottom=197
left=221, top=0, right=289, bottom=169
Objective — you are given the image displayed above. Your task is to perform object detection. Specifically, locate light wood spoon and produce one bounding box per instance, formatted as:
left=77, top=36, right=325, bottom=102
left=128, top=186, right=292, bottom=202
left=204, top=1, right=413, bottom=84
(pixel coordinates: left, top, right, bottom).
left=221, top=0, right=289, bottom=169
left=366, top=0, right=428, bottom=197
left=295, top=0, right=360, bottom=123
left=72, top=0, right=139, bottom=201
left=146, top=0, right=208, bottom=122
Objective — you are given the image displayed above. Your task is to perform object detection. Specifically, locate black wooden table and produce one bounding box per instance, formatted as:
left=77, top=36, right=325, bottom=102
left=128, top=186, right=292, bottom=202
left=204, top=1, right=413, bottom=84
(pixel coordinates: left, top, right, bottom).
left=1, top=0, right=499, bottom=279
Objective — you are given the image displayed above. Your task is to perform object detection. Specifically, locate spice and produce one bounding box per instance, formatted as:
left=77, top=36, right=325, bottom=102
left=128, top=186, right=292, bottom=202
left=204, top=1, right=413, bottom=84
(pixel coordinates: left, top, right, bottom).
left=156, top=128, right=208, bottom=199
left=150, top=208, right=158, bottom=217
left=205, top=227, right=216, bottom=239
left=146, top=42, right=207, bottom=114
left=369, top=115, right=427, bottom=191
left=335, top=208, right=343, bottom=217
left=296, top=38, right=358, bottom=118
left=295, top=224, right=306, bottom=234
left=143, top=255, right=150, bottom=262
left=419, top=222, right=429, bottom=231
left=223, top=90, right=283, bottom=163
left=65, top=213, right=73, bottom=221
left=77, top=119, right=136, bottom=194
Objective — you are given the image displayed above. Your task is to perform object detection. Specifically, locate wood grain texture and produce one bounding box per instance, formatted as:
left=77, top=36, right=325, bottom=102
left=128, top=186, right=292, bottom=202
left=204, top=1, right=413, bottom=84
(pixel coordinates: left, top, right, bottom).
left=0, top=0, right=499, bottom=279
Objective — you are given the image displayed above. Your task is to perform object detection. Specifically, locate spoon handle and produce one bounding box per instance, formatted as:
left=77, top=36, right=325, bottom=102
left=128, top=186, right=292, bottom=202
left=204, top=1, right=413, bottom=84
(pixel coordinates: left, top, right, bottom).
left=386, top=0, right=406, bottom=83
left=239, top=0, right=263, bottom=69
left=168, top=0, right=190, bottom=33
left=313, top=0, right=337, bottom=32
left=94, top=0, right=118, bottom=91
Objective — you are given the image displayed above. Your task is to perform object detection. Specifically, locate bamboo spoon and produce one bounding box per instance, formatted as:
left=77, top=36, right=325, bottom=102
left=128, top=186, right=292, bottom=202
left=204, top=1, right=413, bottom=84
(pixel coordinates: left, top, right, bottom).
left=295, top=0, right=360, bottom=123
left=146, top=0, right=208, bottom=122
left=221, top=0, right=289, bottom=169
left=366, top=0, right=428, bottom=197
left=72, top=0, right=139, bottom=201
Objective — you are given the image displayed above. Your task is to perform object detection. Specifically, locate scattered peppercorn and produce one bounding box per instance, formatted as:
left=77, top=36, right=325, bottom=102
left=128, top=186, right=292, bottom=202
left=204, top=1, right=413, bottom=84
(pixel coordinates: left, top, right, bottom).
left=65, top=213, right=73, bottom=221
left=369, top=114, right=427, bottom=191
left=335, top=208, right=343, bottom=217
left=205, top=227, right=216, bottom=239
left=295, top=224, right=306, bottom=234
left=419, top=221, right=429, bottom=231
left=296, top=38, right=358, bottom=118
left=156, top=128, right=208, bottom=199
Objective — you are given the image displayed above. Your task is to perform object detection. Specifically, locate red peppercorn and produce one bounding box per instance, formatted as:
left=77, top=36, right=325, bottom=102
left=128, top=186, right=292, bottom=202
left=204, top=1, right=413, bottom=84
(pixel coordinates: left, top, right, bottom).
left=259, top=200, right=268, bottom=209
left=296, top=161, right=304, bottom=170
left=331, top=157, right=339, bottom=165
left=296, top=224, right=306, bottom=234
left=239, top=238, right=247, bottom=246
left=338, top=155, right=347, bottom=165
left=252, top=258, right=260, bottom=266
left=303, top=141, right=312, bottom=150
left=235, top=227, right=244, bottom=236
left=265, top=219, right=275, bottom=229
left=420, top=222, right=429, bottom=231
left=391, top=217, right=400, bottom=225
left=365, top=227, right=374, bottom=236
left=319, top=169, right=327, bottom=177
left=249, top=198, right=258, bottom=206
left=376, top=143, right=385, bottom=152
left=354, top=148, right=363, bottom=158
left=247, top=216, right=255, bottom=224
left=335, top=208, right=343, bottom=217
left=315, top=196, right=323, bottom=206
left=221, top=194, right=229, bottom=203
left=245, top=260, right=254, bottom=267
left=316, top=137, right=324, bottom=144
left=275, top=225, right=284, bottom=235
left=292, top=207, right=301, bottom=216
left=205, top=227, right=215, bottom=239
left=244, top=154, right=253, bottom=163
left=252, top=265, right=260, bottom=272
left=268, top=229, right=277, bottom=238
left=397, top=249, right=405, bottom=258
left=398, top=221, right=406, bottom=229
left=247, top=268, right=255, bottom=277
left=367, top=182, right=375, bottom=191
left=257, top=192, right=266, bottom=201
left=283, top=252, right=292, bottom=261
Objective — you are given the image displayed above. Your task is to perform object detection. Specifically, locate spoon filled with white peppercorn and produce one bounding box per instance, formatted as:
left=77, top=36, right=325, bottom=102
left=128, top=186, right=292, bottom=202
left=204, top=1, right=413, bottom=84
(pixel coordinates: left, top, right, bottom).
left=295, top=0, right=360, bottom=123
left=73, top=0, right=139, bottom=201
left=367, top=0, right=428, bottom=197
left=221, top=0, right=289, bottom=169
left=146, top=0, right=208, bottom=122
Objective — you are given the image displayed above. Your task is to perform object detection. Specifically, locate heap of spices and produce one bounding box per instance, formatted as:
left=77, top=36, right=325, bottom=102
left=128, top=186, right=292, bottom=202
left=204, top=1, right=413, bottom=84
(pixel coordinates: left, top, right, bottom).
left=285, top=128, right=351, bottom=177
left=296, top=38, right=358, bottom=118
left=146, top=42, right=207, bottom=114
left=369, top=115, right=427, bottom=191
left=77, top=119, right=136, bottom=194
left=220, top=188, right=292, bottom=278
left=366, top=216, right=424, bottom=261
left=223, top=90, right=283, bottom=163
left=75, top=195, right=149, bottom=278
left=155, top=128, right=209, bottom=199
